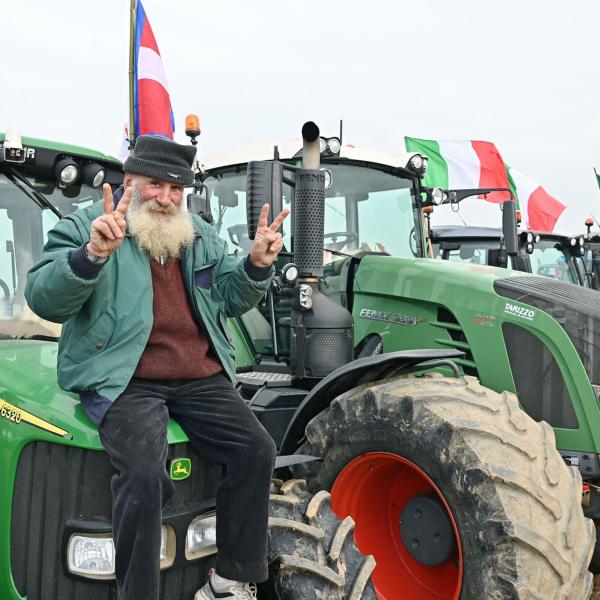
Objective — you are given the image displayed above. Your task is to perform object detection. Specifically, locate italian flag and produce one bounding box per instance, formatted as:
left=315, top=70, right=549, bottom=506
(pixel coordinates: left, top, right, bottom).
left=405, top=137, right=566, bottom=232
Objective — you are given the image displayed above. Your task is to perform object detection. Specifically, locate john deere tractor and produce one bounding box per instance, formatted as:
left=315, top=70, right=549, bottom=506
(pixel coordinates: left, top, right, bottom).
left=0, top=129, right=375, bottom=600
left=0, top=121, right=597, bottom=600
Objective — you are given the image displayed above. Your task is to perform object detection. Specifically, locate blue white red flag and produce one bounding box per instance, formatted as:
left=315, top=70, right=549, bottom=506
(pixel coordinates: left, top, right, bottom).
left=133, top=0, right=175, bottom=140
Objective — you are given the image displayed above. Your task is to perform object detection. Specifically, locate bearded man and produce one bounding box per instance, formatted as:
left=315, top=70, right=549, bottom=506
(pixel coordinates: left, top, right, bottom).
left=25, top=136, right=289, bottom=600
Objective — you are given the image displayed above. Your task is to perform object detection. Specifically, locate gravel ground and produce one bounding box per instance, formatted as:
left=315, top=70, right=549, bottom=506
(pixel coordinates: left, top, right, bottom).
left=592, top=576, right=600, bottom=599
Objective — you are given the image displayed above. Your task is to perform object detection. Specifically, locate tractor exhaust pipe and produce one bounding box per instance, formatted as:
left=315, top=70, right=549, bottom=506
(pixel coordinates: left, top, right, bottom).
left=294, top=122, right=326, bottom=278
left=245, top=121, right=354, bottom=378
left=301, top=121, right=321, bottom=170
left=290, top=122, right=353, bottom=379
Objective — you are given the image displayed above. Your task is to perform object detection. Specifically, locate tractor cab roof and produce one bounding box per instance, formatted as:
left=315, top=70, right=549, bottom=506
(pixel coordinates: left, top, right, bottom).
left=0, top=131, right=123, bottom=187
left=199, top=139, right=419, bottom=173
left=0, top=132, right=121, bottom=164
left=431, top=225, right=502, bottom=241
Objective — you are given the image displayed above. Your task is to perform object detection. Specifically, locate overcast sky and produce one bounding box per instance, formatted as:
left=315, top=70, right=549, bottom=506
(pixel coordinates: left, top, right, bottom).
left=3, top=0, right=599, bottom=233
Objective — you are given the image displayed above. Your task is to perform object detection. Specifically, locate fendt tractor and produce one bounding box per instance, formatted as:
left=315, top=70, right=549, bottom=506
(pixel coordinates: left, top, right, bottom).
left=430, top=224, right=589, bottom=286
left=0, top=121, right=596, bottom=600
left=198, top=122, right=600, bottom=598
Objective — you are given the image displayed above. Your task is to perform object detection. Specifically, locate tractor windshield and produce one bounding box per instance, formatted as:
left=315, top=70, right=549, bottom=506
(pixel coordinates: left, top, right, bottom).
left=529, top=239, right=579, bottom=284
left=435, top=240, right=515, bottom=268
left=0, top=172, right=103, bottom=340
left=202, top=163, right=422, bottom=261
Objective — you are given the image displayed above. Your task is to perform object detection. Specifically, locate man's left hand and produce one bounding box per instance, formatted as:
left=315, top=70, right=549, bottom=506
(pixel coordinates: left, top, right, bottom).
left=249, top=203, right=290, bottom=268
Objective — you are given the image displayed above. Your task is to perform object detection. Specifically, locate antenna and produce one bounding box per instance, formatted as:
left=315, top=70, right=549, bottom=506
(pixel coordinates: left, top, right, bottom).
left=339, top=119, right=343, bottom=145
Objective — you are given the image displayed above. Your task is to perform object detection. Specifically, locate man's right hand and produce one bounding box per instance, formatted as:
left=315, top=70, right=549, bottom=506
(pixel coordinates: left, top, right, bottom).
left=88, top=184, right=133, bottom=258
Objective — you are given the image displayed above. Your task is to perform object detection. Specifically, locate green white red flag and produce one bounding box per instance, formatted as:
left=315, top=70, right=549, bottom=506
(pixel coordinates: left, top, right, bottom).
left=404, top=137, right=566, bottom=232
left=506, top=166, right=567, bottom=233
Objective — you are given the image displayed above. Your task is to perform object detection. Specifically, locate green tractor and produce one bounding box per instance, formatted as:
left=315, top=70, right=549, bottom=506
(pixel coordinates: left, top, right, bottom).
left=426, top=200, right=589, bottom=286
left=196, top=122, right=599, bottom=598
left=431, top=225, right=589, bottom=284
left=0, top=121, right=597, bottom=600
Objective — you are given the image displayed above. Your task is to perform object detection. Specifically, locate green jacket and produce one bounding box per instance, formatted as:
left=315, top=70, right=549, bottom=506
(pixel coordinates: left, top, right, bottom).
left=25, top=201, right=272, bottom=402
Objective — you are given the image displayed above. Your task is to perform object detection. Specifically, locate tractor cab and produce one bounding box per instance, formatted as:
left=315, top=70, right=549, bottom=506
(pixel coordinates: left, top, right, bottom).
left=0, top=130, right=123, bottom=341
left=526, top=232, right=587, bottom=285
left=200, top=136, right=426, bottom=303
left=431, top=223, right=588, bottom=286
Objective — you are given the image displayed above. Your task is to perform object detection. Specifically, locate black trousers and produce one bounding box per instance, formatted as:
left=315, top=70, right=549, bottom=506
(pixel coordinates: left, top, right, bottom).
left=99, top=373, right=276, bottom=600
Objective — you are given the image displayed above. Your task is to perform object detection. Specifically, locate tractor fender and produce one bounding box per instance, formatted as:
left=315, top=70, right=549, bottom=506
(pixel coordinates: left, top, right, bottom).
left=278, top=348, right=464, bottom=455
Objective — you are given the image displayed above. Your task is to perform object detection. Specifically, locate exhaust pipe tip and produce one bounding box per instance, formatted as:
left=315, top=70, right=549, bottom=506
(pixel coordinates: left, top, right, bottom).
left=302, top=121, right=320, bottom=143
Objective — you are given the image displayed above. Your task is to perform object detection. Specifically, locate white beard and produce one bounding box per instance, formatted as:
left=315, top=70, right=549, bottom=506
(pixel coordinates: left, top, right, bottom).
left=127, top=187, right=195, bottom=259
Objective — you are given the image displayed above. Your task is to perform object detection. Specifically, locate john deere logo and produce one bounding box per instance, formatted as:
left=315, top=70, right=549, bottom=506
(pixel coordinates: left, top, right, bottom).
left=170, top=458, right=191, bottom=481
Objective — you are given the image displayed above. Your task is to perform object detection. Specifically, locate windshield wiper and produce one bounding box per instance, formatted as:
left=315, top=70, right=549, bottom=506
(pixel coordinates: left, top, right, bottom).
left=5, top=168, right=63, bottom=218
left=325, top=248, right=354, bottom=258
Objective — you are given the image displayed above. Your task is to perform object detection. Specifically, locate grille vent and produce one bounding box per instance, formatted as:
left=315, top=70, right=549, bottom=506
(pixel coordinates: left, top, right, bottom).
left=495, top=276, right=600, bottom=385
left=432, top=307, right=478, bottom=377
left=11, top=441, right=220, bottom=600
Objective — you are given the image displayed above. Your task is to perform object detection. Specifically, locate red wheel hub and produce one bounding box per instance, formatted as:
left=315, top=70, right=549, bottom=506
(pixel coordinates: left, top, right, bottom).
left=331, top=452, right=462, bottom=600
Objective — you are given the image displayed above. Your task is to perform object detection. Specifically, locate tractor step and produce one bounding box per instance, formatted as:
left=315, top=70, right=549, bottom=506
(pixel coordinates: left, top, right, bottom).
left=238, top=371, right=294, bottom=389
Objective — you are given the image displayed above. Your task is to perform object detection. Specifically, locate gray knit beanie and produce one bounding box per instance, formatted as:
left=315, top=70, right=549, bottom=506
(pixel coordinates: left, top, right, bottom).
left=123, top=135, right=196, bottom=186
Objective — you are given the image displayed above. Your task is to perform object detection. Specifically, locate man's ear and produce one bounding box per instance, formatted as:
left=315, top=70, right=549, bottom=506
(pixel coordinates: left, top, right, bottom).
left=123, top=173, right=133, bottom=188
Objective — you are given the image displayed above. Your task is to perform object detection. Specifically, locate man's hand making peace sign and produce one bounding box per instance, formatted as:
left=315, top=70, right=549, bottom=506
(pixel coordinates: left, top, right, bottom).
left=249, top=203, right=290, bottom=268
left=87, top=184, right=133, bottom=258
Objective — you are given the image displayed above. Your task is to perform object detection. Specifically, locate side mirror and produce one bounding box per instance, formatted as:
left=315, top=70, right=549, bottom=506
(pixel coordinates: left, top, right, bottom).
left=502, top=200, right=518, bottom=256
left=187, top=185, right=212, bottom=224
left=439, top=242, right=461, bottom=252
left=246, top=160, right=283, bottom=239
left=213, top=185, right=239, bottom=207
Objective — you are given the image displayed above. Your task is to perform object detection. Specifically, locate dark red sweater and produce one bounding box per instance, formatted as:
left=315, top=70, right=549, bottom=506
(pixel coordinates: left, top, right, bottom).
left=134, top=258, right=223, bottom=380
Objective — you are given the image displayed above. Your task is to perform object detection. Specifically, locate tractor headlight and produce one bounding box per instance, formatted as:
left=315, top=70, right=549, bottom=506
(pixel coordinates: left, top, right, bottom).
left=186, top=512, right=217, bottom=559
left=67, top=534, right=114, bottom=579
left=327, top=137, right=341, bottom=154
left=534, top=234, right=541, bottom=243
left=526, top=243, right=534, bottom=254
left=281, top=262, right=299, bottom=285
left=579, top=236, right=585, bottom=246
left=67, top=526, right=173, bottom=579
left=299, top=284, right=313, bottom=310
left=54, top=157, right=80, bottom=185
left=421, top=157, right=429, bottom=173
left=409, top=154, right=424, bottom=170
left=431, top=187, right=446, bottom=205
left=526, top=232, right=534, bottom=244
left=81, top=162, right=106, bottom=188
left=570, top=237, right=577, bottom=246
left=319, top=137, right=341, bottom=156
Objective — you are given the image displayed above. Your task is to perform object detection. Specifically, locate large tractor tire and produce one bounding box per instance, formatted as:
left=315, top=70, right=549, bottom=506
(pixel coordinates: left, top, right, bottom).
left=262, top=478, right=377, bottom=599
left=293, top=375, right=595, bottom=600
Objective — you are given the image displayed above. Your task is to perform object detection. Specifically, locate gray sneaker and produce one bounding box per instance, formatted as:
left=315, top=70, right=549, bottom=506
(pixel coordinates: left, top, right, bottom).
left=195, top=569, right=257, bottom=600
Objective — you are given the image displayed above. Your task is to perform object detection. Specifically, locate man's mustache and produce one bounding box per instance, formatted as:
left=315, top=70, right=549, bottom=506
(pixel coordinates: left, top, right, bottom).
left=139, top=199, right=178, bottom=216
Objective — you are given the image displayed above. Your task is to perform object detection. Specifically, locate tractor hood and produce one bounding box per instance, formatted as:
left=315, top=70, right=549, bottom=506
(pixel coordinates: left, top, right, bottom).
left=355, top=254, right=527, bottom=297
left=0, top=340, right=189, bottom=450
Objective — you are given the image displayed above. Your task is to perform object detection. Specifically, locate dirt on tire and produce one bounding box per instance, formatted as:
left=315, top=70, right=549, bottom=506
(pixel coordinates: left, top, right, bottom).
left=293, top=375, right=595, bottom=599
left=263, top=478, right=377, bottom=599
